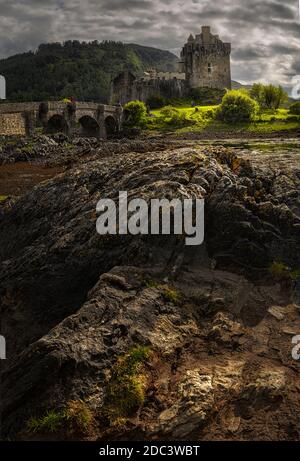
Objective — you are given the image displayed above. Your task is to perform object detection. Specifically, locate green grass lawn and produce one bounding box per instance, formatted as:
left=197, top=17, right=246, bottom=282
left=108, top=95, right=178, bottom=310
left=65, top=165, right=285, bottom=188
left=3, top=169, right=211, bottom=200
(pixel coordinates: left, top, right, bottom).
left=146, top=105, right=300, bottom=135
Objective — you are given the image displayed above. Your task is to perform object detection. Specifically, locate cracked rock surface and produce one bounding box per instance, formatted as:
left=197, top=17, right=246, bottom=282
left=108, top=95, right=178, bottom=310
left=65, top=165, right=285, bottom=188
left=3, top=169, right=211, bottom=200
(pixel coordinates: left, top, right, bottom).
left=0, top=139, right=299, bottom=440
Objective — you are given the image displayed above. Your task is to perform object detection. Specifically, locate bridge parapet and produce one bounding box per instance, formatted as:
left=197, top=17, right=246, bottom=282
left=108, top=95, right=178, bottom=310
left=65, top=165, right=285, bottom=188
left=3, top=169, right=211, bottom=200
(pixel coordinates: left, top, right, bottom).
left=0, top=101, right=123, bottom=137
left=76, top=102, right=99, bottom=110
left=0, top=102, right=40, bottom=114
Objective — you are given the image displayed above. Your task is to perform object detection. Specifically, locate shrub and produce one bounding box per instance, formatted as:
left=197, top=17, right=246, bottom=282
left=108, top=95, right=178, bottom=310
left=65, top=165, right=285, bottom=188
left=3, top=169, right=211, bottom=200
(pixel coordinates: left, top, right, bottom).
left=289, top=102, right=300, bottom=115
left=217, top=90, right=259, bottom=123
left=204, top=108, right=218, bottom=120
left=123, top=100, right=147, bottom=128
left=147, top=95, right=167, bottom=109
left=159, top=105, right=192, bottom=127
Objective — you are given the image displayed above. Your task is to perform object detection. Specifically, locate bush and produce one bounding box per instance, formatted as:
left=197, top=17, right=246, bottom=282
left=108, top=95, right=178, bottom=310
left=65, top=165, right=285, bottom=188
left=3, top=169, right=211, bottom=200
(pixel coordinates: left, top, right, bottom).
left=123, top=100, right=147, bottom=128
left=289, top=101, right=300, bottom=115
left=147, top=95, right=167, bottom=109
left=217, top=90, right=259, bottom=123
left=159, top=105, right=192, bottom=127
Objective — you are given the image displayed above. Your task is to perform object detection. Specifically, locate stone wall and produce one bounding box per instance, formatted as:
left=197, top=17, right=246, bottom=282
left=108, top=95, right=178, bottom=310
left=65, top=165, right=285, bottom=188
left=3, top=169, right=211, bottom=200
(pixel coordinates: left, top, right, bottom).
left=0, top=113, right=26, bottom=136
left=132, top=78, right=187, bottom=102
left=0, top=102, right=39, bottom=113
left=111, top=70, right=187, bottom=105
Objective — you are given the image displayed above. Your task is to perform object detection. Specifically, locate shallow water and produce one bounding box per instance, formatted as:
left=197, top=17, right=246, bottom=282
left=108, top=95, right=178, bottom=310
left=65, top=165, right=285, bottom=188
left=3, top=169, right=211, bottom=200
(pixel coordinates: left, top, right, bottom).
left=0, top=163, right=62, bottom=197
left=200, top=138, right=300, bottom=153
left=200, top=138, right=300, bottom=171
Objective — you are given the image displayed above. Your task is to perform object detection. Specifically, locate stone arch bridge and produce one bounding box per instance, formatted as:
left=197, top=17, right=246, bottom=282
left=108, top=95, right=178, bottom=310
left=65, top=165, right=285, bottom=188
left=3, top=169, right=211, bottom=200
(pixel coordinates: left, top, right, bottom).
left=0, top=101, right=123, bottom=138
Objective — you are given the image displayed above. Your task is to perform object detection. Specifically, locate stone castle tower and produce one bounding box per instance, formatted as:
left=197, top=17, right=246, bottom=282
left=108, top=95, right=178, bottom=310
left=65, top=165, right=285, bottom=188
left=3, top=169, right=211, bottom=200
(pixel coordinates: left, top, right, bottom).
left=179, top=26, right=231, bottom=90
left=111, top=26, right=232, bottom=105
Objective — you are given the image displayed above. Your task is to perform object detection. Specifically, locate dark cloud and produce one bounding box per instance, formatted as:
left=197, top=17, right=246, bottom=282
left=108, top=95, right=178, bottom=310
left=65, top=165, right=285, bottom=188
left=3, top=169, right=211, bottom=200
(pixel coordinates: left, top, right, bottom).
left=0, top=0, right=299, bottom=88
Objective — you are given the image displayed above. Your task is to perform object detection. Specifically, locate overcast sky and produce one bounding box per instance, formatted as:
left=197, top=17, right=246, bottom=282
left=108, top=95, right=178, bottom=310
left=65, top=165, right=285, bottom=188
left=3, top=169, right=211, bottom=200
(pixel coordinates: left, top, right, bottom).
left=0, top=0, right=299, bottom=88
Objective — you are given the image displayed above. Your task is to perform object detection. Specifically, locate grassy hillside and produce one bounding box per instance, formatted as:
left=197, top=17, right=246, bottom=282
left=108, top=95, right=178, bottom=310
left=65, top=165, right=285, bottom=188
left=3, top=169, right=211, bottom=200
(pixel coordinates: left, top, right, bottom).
left=0, top=41, right=178, bottom=103
left=147, top=105, right=300, bottom=135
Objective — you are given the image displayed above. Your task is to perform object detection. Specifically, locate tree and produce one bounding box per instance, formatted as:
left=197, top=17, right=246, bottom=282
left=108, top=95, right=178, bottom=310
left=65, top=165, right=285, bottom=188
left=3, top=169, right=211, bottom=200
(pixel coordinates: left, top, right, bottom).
left=217, top=90, right=259, bottom=124
left=251, top=83, right=288, bottom=109
left=250, top=83, right=265, bottom=107
left=123, top=100, right=147, bottom=128
left=0, top=41, right=178, bottom=103
left=263, top=84, right=287, bottom=109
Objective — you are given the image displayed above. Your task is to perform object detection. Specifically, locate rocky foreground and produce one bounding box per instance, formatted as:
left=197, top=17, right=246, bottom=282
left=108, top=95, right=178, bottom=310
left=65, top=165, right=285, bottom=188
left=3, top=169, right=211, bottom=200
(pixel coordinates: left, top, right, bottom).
left=0, top=137, right=300, bottom=440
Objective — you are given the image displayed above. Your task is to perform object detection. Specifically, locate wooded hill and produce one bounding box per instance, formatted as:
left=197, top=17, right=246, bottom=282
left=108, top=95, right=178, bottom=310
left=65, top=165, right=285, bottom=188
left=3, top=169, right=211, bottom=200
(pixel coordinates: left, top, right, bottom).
left=0, top=40, right=178, bottom=103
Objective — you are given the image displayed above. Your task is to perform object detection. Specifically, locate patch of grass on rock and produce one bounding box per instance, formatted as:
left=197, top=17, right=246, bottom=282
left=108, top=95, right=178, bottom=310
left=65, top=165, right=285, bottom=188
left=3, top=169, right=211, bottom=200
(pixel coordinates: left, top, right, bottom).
left=26, top=400, right=93, bottom=435
left=161, top=285, right=181, bottom=303
left=105, top=346, right=150, bottom=426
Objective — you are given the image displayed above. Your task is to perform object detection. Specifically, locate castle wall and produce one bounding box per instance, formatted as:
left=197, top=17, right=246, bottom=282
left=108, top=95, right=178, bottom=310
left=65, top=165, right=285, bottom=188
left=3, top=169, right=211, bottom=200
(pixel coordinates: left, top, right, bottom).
left=190, top=50, right=231, bottom=89
left=111, top=73, right=187, bottom=105
left=132, top=78, right=187, bottom=103
left=143, top=71, right=185, bottom=81
left=0, top=113, right=26, bottom=136
left=110, top=71, right=136, bottom=105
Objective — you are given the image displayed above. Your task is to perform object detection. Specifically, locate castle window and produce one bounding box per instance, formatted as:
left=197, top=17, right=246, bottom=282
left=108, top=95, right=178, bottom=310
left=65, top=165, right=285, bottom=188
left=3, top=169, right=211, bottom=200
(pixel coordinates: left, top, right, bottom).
left=208, top=63, right=212, bottom=74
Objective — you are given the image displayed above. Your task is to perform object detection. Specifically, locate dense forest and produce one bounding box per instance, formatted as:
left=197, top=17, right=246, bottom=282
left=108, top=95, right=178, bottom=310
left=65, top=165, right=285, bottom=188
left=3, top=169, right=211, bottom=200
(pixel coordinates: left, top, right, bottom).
left=0, top=41, right=178, bottom=103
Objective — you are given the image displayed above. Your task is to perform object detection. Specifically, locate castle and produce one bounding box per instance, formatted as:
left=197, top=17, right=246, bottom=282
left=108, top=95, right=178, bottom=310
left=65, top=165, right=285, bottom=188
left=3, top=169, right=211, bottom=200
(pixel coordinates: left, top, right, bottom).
left=110, top=26, right=231, bottom=105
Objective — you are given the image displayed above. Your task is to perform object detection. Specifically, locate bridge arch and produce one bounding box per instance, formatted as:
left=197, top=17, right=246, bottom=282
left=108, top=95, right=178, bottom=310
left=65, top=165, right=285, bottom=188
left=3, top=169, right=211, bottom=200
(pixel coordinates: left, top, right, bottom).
left=104, top=115, right=117, bottom=137
left=47, top=114, right=68, bottom=134
left=79, top=115, right=100, bottom=138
